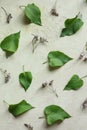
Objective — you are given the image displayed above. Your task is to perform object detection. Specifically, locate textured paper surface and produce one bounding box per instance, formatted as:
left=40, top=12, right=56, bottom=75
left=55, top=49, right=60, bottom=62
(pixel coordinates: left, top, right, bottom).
left=0, top=0, right=87, bottom=130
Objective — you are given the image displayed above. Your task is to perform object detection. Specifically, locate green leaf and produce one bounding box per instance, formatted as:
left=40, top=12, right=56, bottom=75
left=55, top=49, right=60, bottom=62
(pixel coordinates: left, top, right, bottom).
left=25, top=3, right=42, bottom=25
left=44, top=105, right=71, bottom=125
left=0, top=32, right=20, bottom=57
left=60, top=15, right=84, bottom=37
left=64, top=74, right=84, bottom=90
left=8, top=100, right=34, bottom=117
left=19, top=71, right=32, bottom=91
left=47, top=51, right=72, bottom=68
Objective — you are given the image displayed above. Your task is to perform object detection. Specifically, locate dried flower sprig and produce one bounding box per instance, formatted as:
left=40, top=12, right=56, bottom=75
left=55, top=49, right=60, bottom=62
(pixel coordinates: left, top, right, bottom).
left=0, top=68, right=10, bottom=83
left=41, top=80, right=58, bottom=98
left=24, top=123, right=33, bottom=130
left=39, top=37, right=48, bottom=44
left=50, top=0, right=58, bottom=16
left=32, top=34, right=48, bottom=53
left=1, top=7, right=12, bottom=23
left=32, top=34, right=38, bottom=53
left=42, top=82, right=48, bottom=88
left=79, top=42, right=87, bottom=61
left=49, top=80, right=58, bottom=98
left=82, top=98, right=87, bottom=110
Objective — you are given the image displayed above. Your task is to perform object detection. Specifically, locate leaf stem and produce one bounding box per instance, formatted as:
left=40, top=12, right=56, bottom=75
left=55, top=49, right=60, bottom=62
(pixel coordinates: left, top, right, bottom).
left=3, top=100, right=9, bottom=105
left=39, top=116, right=45, bottom=119
left=43, top=61, right=48, bottom=64
left=81, top=75, right=87, bottom=79
left=19, top=5, right=26, bottom=8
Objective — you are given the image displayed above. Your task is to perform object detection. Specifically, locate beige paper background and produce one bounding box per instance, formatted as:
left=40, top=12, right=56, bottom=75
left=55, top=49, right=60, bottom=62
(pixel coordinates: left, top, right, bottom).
left=0, top=0, right=87, bottom=130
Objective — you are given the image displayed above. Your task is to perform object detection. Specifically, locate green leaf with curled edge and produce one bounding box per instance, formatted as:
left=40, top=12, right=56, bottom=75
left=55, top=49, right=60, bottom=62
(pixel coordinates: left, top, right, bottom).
left=8, top=100, right=34, bottom=117
left=19, top=71, right=32, bottom=91
left=64, top=74, right=84, bottom=90
left=25, top=3, right=42, bottom=25
left=60, top=14, right=84, bottom=37
left=44, top=105, right=71, bottom=125
left=47, top=51, right=72, bottom=68
left=0, top=32, right=20, bottom=57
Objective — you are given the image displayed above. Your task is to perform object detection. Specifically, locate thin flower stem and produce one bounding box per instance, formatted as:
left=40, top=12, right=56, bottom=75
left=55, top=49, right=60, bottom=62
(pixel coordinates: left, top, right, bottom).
left=32, top=42, right=39, bottom=53
left=53, top=90, right=58, bottom=98
left=1, top=7, right=8, bottom=16
left=32, top=43, right=35, bottom=53
left=49, top=86, right=58, bottom=98
left=1, top=7, right=12, bottom=23
left=53, top=0, right=58, bottom=9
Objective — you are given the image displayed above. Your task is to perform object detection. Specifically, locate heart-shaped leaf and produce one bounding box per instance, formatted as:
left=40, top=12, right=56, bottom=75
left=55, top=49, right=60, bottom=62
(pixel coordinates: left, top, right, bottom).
left=47, top=51, right=72, bottom=68
left=0, top=32, right=20, bottom=57
left=44, top=105, right=71, bottom=125
left=60, top=15, right=84, bottom=37
left=8, top=100, right=34, bottom=117
left=25, top=3, right=42, bottom=26
left=64, top=74, right=84, bottom=90
left=19, top=71, right=32, bottom=91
